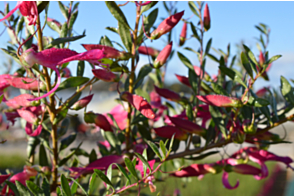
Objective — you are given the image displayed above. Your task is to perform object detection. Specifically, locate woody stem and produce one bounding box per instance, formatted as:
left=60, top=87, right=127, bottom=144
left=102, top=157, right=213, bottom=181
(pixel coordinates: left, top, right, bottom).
left=126, top=4, right=141, bottom=151
left=36, top=13, right=58, bottom=191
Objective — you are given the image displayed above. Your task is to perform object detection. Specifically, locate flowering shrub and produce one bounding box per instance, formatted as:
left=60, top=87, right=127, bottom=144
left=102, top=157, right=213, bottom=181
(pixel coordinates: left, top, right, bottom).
left=0, top=1, right=293, bottom=195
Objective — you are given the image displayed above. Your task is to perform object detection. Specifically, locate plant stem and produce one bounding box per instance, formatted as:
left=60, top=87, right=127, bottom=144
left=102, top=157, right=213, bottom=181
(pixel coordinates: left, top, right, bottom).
left=36, top=12, right=58, bottom=191
left=125, top=4, right=141, bottom=151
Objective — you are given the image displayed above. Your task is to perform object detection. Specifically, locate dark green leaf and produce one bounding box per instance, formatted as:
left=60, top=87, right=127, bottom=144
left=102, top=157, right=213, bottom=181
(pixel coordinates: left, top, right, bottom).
left=241, top=51, right=253, bottom=79
left=265, top=55, right=282, bottom=67
left=118, top=22, right=132, bottom=52
left=59, top=133, right=77, bottom=151
left=7, top=181, right=20, bottom=196
left=88, top=173, right=98, bottom=195
left=16, top=16, right=24, bottom=36
left=243, top=45, right=258, bottom=73
left=188, top=1, right=199, bottom=17
left=27, top=136, right=40, bottom=158
left=218, top=66, right=247, bottom=88
left=26, top=180, right=44, bottom=195
left=39, top=144, right=49, bottom=167
left=105, top=26, right=118, bottom=34
left=57, top=118, right=70, bottom=139
left=68, top=177, right=88, bottom=196
left=246, top=96, right=270, bottom=107
left=59, top=142, right=82, bottom=166
left=45, top=33, right=85, bottom=49
left=57, top=76, right=89, bottom=91
left=211, top=83, right=229, bottom=96
left=124, top=157, right=139, bottom=180
left=58, top=1, right=68, bottom=20
left=142, top=8, right=158, bottom=32
left=255, top=25, right=267, bottom=34
left=60, top=174, right=72, bottom=196
left=112, top=163, right=131, bottom=185
left=209, top=106, right=227, bottom=138
left=68, top=10, right=78, bottom=32
left=281, top=76, right=294, bottom=105
left=188, top=68, right=199, bottom=93
left=207, top=53, right=219, bottom=63
left=41, top=178, right=50, bottom=196
left=205, top=38, right=212, bottom=55
left=105, top=1, right=130, bottom=29
left=94, top=169, right=114, bottom=189
left=89, top=149, right=97, bottom=163
left=184, top=151, right=219, bottom=160
left=135, top=64, right=152, bottom=86
left=37, top=1, right=49, bottom=13
left=190, top=22, right=200, bottom=42
left=159, top=140, right=167, bottom=159
left=147, top=141, right=162, bottom=161
left=177, top=52, right=193, bottom=70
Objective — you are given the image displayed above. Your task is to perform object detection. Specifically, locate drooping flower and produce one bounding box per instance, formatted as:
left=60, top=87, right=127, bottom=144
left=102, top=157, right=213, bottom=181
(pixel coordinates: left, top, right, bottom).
left=138, top=46, right=160, bottom=58
left=62, top=67, right=72, bottom=78
left=92, top=68, right=118, bottom=82
left=0, top=2, right=38, bottom=25
left=72, top=94, right=94, bottom=110
left=104, top=104, right=128, bottom=130
left=153, top=42, right=173, bottom=69
left=20, top=48, right=105, bottom=101
left=7, top=76, right=44, bottom=90
left=196, top=95, right=243, bottom=107
left=82, top=44, right=131, bottom=60
left=84, top=111, right=113, bottom=132
left=154, top=85, right=181, bottom=102
left=5, top=94, right=36, bottom=109
left=151, top=11, right=184, bottom=39
left=154, top=125, right=188, bottom=140
left=168, top=116, right=205, bottom=135
left=120, top=92, right=155, bottom=119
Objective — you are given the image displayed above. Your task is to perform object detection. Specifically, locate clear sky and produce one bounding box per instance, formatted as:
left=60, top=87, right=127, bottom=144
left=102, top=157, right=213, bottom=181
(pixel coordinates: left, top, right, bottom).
left=0, top=1, right=293, bottom=90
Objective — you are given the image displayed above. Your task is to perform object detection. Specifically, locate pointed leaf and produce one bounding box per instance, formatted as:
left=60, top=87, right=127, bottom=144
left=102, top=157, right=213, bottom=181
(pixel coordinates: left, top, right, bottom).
left=26, top=180, right=44, bottom=195
left=41, top=178, right=50, bottom=196
left=147, top=141, right=162, bottom=161
left=88, top=173, right=98, bottom=195
left=177, top=52, right=193, bottom=70
left=159, top=140, right=167, bottom=159
left=105, top=1, right=130, bottom=29
left=6, top=181, right=20, bottom=196
left=124, top=157, right=139, bottom=180
left=281, top=76, right=294, bottom=105
left=59, top=133, right=77, bottom=151
left=118, top=22, right=132, bottom=52
left=241, top=51, right=253, bottom=79
left=68, top=177, right=88, bottom=196
left=94, top=169, right=114, bottom=190
left=57, top=77, right=89, bottom=91
left=205, top=38, right=212, bottom=55
left=45, top=34, right=86, bottom=49
left=140, top=1, right=158, bottom=14
left=39, top=144, right=49, bottom=167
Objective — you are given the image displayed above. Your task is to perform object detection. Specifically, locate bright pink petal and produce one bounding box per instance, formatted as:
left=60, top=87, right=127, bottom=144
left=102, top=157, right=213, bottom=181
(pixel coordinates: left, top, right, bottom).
left=17, top=109, right=38, bottom=124
left=0, top=2, right=22, bottom=23
left=0, top=174, right=10, bottom=184
left=196, top=95, right=242, bottom=107
left=154, top=125, right=188, bottom=140
left=25, top=123, right=42, bottom=137
left=5, top=94, right=35, bottom=109
left=222, top=172, right=239, bottom=189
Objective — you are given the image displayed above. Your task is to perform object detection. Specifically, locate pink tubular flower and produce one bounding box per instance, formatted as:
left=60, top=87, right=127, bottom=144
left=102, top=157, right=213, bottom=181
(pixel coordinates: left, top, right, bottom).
left=7, top=77, right=44, bottom=90
left=0, top=74, right=12, bottom=90
left=72, top=94, right=94, bottom=110
left=151, top=11, right=184, bottom=39
left=1, top=166, right=38, bottom=195
left=171, top=163, right=215, bottom=178
left=69, top=155, right=124, bottom=178
left=120, top=92, right=155, bottom=119
left=196, top=95, right=242, bottom=107
left=179, top=22, right=187, bottom=46
left=84, top=111, right=113, bottom=132
left=20, top=48, right=105, bottom=101
left=92, top=69, right=118, bottom=82
left=25, top=123, right=43, bottom=137
left=0, top=1, right=38, bottom=25
left=203, top=4, right=210, bottom=31
left=138, top=46, right=160, bottom=58
left=82, top=44, right=131, bottom=60
left=154, top=125, right=188, bottom=140
left=154, top=85, right=181, bottom=102
left=5, top=94, right=36, bottom=109
left=169, top=116, right=205, bottom=135
left=175, top=74, right=191, bottom=87
left=104, top=104, right=128, bottom=130
left=153, top=42, right=173, bottom=69
left=0, top=174, right=10, bottom=184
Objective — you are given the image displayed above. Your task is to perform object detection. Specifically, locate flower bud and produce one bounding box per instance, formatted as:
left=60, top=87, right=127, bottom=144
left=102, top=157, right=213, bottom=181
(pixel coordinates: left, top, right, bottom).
left=82, top=44, right=132, bottom=60
left=196, top=95, right=242, bottom=107
left=169, top=116, right=205, bottom=135
left=62, top=67, right=72, bottom=78
left=175, top=74, right=191, bottom=87
left=153, top=42, right=172, bottom=69
left=179, top=22, right=187, bottom=46
left=154, top=85, right=181, bottom=102
left=72, top=94, right=94, bottom=110
left=203, top=4, right=210, bottom=31
left=92, top=69, right=119, bottom=82
left=151, top=11, right=184, bottom=39
left=138, top=46, right=160, bottom=58
left=154, top=125, right=188, bottom=140
left=84, top=111, right=113, bottom=132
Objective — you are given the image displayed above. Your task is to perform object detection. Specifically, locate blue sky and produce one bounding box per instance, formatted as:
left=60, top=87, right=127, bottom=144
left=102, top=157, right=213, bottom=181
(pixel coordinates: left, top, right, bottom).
left=0, top=1, right=293, bottom=90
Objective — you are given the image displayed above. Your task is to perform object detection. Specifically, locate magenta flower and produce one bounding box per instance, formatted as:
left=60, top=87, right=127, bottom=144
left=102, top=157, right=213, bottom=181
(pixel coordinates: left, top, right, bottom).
left=154, top=125, right=188, bottom=140
left=138, top=46, right=160, bottom=58
left=153, top=42, right=173, bottom=69
left=196, top=95, right=243, bottom=107
left=120, top=92, right=155, bottom=119
left=92, top=68, right=118, bottom=82
left=0, top=1, right=38, bottom=25
left=72, top=94, right=94, bottom=110
left=82, top=44, right=131, bottom=60
left=134, top=1, right=152, bottom=6
left=154, top=85, right=181, bottom=102
left=7, top=76, right=44, bottom=90
left=104, top=104, right=128, bottom=130
left=135, top=159, right=156, bottom=192
left=168, top=116, right=205, bottom=135
left=175, top=74, right=191, bottom=87
left=25, top=123, right=43, bottom=137
left=62, top=67, right=72, bottom=78
left=171, top=163, right=216, bottom=178
left=20, top=48, right=105, bottom=101
left=5, top=94, right=36, bottom=109
left=151, top=11, right=184, bottom=39
left=69, top=155, right=124, bottom=178
left=84, top=111, right=113, bottom=132
left=0, top=74, right=12, bottom=90
left=0, top=174, right=10, bottom=184
left=179, top=22, right=187, bottom=46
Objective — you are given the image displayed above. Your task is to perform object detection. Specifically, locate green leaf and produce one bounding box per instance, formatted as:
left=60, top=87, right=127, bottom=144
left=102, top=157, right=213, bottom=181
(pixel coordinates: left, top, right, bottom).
left=246, top=96, right=270, bottom=107
left=89, top=149, right=97, bottom=163
left=140, top=1, right=158, bottom=14
left=147, top=141, right=162, bottom=161
left=59, top=133, right=77, bottom=151
left=71, top=181, right=78, bottom=196
left=88, top=173, right=98, bottom=195
left=58, top=1, right=68, bottom=20
left=68, top=178, right=88, bottom=195
left=105, top=1, right=130, bottom=29
left=177, top=52, right=193, bottom=70
left=45, top=33, right=86, bottom=49
left=255, top=25, right=267, bottom=34
left=211, top=83, right=229, bottom=96
left=39, top=144, right=49, bottom=167
left=64, top=92, right=82, bottom=109
left=26, top=180, right=44, bottom=195
left=207, top=53, right=219, bottom=63
left=27, top=136, right=40, bottom=158
left=265, top=55, right=282, bottom=67
left=106, top=164, right=113, bottom=191
left=94, top=169, right=114, bottom=190
left=59, top=142, right=82, bottom=166
left=68, top=10, right=78, bottom=32
left=16, top=16, right=24, bottom=36
left=188, top=68, right=199, bottom=93
left=0, top=94, right=4, bottom=104
left=61, top=174, right=72, bottom=196
left=135, top=64, right=152, bottom=87
left=209, top=106, right=227, bottom=138
left=205, top=38, right=212, bottom=55
left=218, top=66, right=247, bottom=88
left=241, top=51, right=253, bottom=79
left=242, top=45, right=258, bottom=73
left=159, top=140, right=167, bottom=159
left=37, top=1, right=49, bottom=14
left=190, top=22, right=200, bottom=42
left=118, top=22, right=132, bottom=52
left=104, top=131, right=120, bottom=153
left=1, top=48, right=21, bottom=65
left=112, top=163, right=131, bottom=185
left=124, top=157, right=139, bottom=180
left=281, top=76, right=294, bottom=105
left=188, top=1, right=199, bottom=17
left=47, top=19, right=61, bottom=34
left=169, top=134, right=175, bottom=151
left=41, top=178, right=50, bottom=196
left=60, top=22, right=68, bottom=39
left=57, top=76, right=89, bottom=91
left=142, top=8, right=158, bottom=32
left=7, top=181, right=20, bottom=196
left=105, top=26, right=118, bottom=34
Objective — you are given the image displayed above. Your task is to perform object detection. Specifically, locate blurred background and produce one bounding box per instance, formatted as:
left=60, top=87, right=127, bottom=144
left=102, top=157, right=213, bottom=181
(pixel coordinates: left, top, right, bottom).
left=0, top=1, right=294, bottom=195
